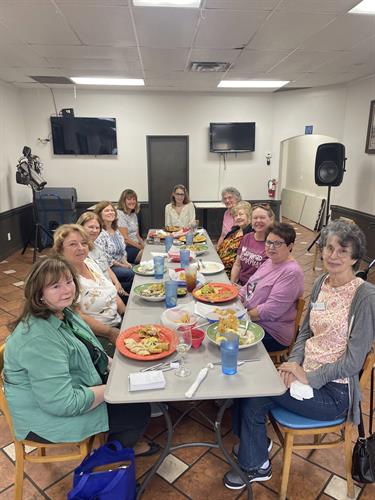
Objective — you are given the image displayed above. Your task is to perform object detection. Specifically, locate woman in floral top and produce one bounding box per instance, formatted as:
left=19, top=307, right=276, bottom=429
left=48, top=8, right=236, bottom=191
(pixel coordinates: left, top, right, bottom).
left=223, top=220, right=375, bottom=490
left=217, top=201, right=252, bottom=277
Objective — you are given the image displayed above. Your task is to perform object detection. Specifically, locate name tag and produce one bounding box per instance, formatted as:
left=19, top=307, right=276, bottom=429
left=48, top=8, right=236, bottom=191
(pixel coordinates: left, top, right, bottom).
left=312, top=302, right=325, bottom=311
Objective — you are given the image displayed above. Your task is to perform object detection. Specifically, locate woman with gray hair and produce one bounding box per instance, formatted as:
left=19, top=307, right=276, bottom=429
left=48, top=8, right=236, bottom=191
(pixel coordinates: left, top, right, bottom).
left=224, top=219, right=375, bottom=489
left=217, top=187, right=242, bottom=248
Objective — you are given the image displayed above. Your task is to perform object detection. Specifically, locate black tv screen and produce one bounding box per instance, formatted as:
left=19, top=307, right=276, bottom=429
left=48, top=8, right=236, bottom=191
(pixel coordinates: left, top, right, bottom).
left=51, top=117, right=117, bottom=155
left=210, top=122, right=255, bottom=153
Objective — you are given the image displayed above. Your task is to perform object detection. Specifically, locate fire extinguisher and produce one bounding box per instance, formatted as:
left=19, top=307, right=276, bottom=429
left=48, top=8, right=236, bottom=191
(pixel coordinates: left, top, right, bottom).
left=268, top=179, right=277, bottom=198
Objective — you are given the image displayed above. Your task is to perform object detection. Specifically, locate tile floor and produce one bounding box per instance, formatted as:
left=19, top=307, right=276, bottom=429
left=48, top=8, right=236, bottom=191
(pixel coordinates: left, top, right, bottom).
left=0, top=220, right=374, bottom=499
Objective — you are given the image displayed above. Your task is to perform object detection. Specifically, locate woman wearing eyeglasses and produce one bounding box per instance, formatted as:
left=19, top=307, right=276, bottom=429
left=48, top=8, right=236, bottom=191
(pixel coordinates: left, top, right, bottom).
left=164, top=184, right=196, bottom=229
left=238, top=222, right=304, bottom=352
left=224, top=220, right=375, bottom=490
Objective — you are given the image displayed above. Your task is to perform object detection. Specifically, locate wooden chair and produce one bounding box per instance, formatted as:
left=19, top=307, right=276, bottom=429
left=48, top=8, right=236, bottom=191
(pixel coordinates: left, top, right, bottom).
left=270, top=297, right=305, bottom=366
left=270, top=348, right=375, bottom=500
left=0, top=344, right=104, bottom=500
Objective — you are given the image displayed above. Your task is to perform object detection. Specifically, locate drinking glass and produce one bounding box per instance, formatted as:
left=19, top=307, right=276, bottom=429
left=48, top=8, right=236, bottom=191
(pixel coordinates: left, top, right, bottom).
left=165, top=280, right=178, bottom=308
left=153, top=256, right=165, bottom=279
left=179, top=249, right=190, bottom=269
left=185, top=264, right=197, bottom=293
left=174, top=326, right=192, bottom=377
left=165, top=236, right=174, bottom=252
left=190, top=219, right=199, bottom=233
left=185, top=231, right=194, bottom=245
left=220, top=333, right=239, bottom=375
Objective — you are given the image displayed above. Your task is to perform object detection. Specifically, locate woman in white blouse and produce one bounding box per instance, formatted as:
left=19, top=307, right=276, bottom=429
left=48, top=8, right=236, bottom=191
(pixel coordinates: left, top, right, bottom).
left=164, top=184, right=196, bottom=228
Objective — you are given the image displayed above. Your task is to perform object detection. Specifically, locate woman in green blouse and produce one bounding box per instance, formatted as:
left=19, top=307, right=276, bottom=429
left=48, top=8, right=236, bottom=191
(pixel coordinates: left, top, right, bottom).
left=4, top=257, right=156, bottom=455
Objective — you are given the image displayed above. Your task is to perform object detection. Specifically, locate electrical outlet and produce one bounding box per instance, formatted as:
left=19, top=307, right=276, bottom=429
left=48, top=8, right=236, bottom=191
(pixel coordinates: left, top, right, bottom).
left=7, top=232, right=11, bottom=241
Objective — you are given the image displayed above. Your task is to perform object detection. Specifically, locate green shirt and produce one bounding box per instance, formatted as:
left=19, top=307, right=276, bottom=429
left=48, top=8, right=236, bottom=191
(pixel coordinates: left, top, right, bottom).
left=4, top=309, right=109, bottom=442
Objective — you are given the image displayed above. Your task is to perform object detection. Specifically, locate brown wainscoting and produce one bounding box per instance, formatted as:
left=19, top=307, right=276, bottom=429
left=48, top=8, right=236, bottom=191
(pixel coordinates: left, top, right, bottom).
left=331, top=205, right=375, bottom=262
left=0, top=203, right=33, bottom=260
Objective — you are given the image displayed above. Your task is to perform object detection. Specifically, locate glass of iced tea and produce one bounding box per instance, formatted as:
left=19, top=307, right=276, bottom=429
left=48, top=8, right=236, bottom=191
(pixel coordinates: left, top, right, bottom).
left=185, top=264, right=197, bottom=293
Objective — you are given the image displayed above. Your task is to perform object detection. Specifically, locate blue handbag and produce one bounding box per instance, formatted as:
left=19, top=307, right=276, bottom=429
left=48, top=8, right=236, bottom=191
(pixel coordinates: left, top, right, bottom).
left=68, top=441, right=136, bottom=500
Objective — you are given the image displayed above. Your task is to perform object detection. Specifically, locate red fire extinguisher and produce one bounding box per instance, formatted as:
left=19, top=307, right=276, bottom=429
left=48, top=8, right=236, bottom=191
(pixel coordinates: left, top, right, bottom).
left=268, top=179, right=277, bottom=198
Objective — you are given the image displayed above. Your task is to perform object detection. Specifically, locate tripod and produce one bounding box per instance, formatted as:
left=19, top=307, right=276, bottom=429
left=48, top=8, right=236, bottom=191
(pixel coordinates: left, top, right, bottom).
left=22, top=188, right=53, bottom=263
left=307, top=185, right=332, bottom=252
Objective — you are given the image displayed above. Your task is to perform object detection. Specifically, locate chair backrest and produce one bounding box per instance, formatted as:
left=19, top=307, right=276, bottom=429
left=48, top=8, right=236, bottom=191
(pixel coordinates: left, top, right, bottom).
left=294, top=297, right=305, bottom=337
left=359, top=348, right=375, bottom=392
left=0, top=344, right=17, bottom=439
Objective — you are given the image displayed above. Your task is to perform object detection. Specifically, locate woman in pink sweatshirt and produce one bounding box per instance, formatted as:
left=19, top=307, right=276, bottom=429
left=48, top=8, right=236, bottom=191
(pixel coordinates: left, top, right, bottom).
left=239, top=222, right=304, bottom=352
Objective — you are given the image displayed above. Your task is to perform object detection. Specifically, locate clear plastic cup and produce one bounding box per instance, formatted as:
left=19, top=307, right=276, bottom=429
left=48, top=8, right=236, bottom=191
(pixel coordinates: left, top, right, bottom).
left=179, top=249, right=190, bottom=269
left=185, top=232, right=194, bottom=245
left=153, top=256, right=165, bottom=279
left=165, top=280, right=178, bottom=308
left=165, top=236, right=173, bottom=252
left=220, top=333, right=239, bottom=375
left=185, top=264, right=197, bottom=292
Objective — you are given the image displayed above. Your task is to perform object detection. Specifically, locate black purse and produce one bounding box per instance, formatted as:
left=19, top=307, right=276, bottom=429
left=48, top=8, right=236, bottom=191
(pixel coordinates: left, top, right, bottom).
left=352, top=404, right=375, bottom=483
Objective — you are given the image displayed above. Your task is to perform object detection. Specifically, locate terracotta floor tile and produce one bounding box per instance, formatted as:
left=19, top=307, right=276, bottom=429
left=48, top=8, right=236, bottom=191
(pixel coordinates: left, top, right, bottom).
left=141, top=475, right=187, bottom=499
left=44, top=474, right=72, bottom=500
left=0, top=299, right=23, bottom=315
left=238, top=483, right=278, bottom=499
left=0, top=312, right=15, bottom=328
left=0, top=325, right=11, bottom=343
left=174, top=451, right=236, bottom=499
left=0, top=416, right=13, bottom=448
left=360, top=482, right=375, bottom=499
left=0, top=450, right=16, bottom=491
left=0, top=478, right=44, bottom=499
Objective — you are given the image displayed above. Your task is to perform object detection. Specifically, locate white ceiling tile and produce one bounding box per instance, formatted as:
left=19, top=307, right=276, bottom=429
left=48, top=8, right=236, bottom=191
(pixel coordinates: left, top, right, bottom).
left=301, top=13, right=375, bottom=51
left=194, top=9, right=269, bottom=49
left=47, top=57, right=142, bottom=73
left=57, top=4, right=136, bottom=46
left=64, top=68, right=143, bottom=78
left=190, top=48, right=240, bottom=64
left=279, top=0, right=360, bottom=14
left=291, top=72, right=363, bottom=87
left=249, top=11, right=336, bottom=50
left=31, top=45, right=140, bottom=61
left=134, top=7, right=199, bottom=48
left=313, top=41, right=375, bottom=75
left=0, top=3, right=80, bottom=44
left=0, top=67, right=66, bottom=83
left=268, top=50, right=338, bottom=74
left=204, top=0, right=279, bottom=10
left=141, top=48, right=189, bottom=71
left=234, top=49, right=291, bottom=73
left=0, top=44, right=50, bottom=68
left=56, top=1, right=129, bottom=5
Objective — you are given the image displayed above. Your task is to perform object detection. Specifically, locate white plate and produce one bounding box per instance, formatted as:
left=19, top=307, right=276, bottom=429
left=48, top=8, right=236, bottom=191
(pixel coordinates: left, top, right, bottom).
left=133, top=283, right=165, bottom=302
left=198, top=261, right=225, bottom=275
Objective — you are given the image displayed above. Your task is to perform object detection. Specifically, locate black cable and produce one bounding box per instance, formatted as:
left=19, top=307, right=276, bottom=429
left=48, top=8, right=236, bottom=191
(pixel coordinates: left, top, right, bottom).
left=49, top=87, right=58, bottom=116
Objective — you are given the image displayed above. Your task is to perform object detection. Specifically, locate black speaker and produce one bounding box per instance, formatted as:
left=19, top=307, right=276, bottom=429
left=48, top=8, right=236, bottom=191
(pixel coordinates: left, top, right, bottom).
left=315, top=143, right=345, bottom=186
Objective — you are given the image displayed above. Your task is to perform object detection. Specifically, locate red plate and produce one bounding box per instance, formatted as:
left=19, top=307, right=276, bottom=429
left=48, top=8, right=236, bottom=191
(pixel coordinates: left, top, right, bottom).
left=192, top=282, right=239, bottom=304
left=116, top=324, right=177, bottom=361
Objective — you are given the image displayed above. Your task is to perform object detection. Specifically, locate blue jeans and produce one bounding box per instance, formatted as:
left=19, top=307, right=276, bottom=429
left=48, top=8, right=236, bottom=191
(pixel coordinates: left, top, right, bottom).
left=262, top=331, right=288, bottom=352
left=111, top=265, right=134, bottom=293
left=232, top=382, right=349, bottom=471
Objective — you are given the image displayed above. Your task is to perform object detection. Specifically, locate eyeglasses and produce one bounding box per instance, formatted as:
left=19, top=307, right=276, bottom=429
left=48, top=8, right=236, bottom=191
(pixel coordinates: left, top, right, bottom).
left=265, top=239, right=286, bottom=248
left=323, top=246, right=350, bottom=259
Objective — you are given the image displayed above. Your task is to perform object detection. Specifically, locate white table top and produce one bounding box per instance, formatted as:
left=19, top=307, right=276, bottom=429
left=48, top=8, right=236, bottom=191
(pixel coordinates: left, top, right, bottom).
left=194, top=202, right=225, bottom=209
left=105, top=231, right=285, bottom=404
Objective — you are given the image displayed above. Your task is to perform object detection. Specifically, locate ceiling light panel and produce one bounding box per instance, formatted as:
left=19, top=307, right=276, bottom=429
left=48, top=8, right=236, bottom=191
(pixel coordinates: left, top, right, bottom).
left=71, top=77, right=144, bottom=86
left=349, top=0, right=375, bottom=14
left=218, top=80, right=289, bottom=88
left=133, top=0, right=201, bottom=7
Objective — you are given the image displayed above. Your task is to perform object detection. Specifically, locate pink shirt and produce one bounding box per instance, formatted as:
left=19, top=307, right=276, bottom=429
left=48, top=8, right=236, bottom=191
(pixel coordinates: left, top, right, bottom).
left=237, top=233, right=267, bottom=285
left=303, top=276, right=363, bottom=383
left=221, top=209, right=235, bottom=239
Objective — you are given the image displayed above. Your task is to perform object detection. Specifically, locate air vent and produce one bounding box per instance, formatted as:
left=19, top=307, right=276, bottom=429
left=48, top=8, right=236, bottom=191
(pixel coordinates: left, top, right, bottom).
left=190, top=62, right=231, bottom=72
left=29, top=76, right=73, bottom=85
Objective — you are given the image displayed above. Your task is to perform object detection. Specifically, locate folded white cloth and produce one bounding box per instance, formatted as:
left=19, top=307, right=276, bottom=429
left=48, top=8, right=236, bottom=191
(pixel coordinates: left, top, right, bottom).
left=138, top=259, right=154, bottom=272
left=290, top=380, right=314, bottom=401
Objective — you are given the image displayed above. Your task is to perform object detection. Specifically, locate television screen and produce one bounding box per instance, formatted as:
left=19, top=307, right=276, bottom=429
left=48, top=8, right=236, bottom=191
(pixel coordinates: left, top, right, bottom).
left=51, top=117, right=118, bottom=155
left=210, top=122, right=255, bottom=153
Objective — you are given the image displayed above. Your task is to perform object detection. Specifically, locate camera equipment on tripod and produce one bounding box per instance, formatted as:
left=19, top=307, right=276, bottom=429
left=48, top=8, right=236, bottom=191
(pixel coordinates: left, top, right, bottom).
left=16, top=146, right=47, bottom=192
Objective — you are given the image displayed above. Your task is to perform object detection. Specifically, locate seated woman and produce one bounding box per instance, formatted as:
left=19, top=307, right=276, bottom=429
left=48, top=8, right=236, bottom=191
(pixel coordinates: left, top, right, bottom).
left=238, top=222, right=304, bottom=352
left=224, top=220, right=375, bottom=489
left=53, top=224, right=124, bottom=355
left=165, top=184, right=196, bottom=229
left=117, top=189, right=144, bottom=264
left=94, top=201, right=134, bottom=293
left=216, top=187, right=242, bottom=248
left=3, top=256, right=155, bottom=455
left=217, top=201, right=252, bottom=277
left=76, top=211, right=127, bottom=302
left=231, top=204, right=274, bottom=286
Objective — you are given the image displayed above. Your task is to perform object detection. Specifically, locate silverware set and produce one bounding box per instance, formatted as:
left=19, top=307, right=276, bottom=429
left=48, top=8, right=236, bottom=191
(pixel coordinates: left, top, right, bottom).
left=140, top=357, right=260, bottom=373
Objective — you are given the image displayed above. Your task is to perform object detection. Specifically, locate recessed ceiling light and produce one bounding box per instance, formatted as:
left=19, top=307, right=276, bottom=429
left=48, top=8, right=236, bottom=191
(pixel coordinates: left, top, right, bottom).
left=71, top=77, right=144, bottom=86
left=349, top=0, right=375, bottom=14
left=218, top=80, right=289, bottom=89
left=133, top=0, right=201, bottom=7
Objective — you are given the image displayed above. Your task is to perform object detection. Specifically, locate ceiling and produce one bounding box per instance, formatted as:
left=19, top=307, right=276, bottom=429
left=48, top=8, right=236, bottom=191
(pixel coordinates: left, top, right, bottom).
left=0, top=0, right=374, bottom=92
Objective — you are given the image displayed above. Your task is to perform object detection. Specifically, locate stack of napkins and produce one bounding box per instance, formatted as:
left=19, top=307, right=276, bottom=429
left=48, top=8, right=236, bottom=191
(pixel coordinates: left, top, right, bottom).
left=137, top=260, right=154, bottom=273
left=128, top=370, right=166, bottom=392
left=290, top=380, right=314, bottom=400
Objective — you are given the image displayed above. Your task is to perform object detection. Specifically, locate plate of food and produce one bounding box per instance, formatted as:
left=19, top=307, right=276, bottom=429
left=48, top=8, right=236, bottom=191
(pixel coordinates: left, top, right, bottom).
left=133, top=261, right=166, bottom=276
left=165, top=225, right=182, bottom=233
left=192, top=282, right=239, bottom=303
left=204, top=306, right=246, bottom=323
left=148, top=229, right=168, bottom=240
left=179, top=234, right=207, bottom=243
left=184, top=243, right=209, bottom=255
left=133, top=283, right=166, bottom=301
left=197, top=261, right=224, bottom=275
left=116, top=324, right=177, bottom=361
left=168, top=267, right=205, bottom=286
left=206, top=318, right=264, bottom=349
left=161, top=307, right=199, bottom=330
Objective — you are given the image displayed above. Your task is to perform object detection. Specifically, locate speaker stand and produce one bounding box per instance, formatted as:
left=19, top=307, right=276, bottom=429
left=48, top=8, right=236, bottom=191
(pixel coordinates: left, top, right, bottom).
left=307, top=186, right=331, bottom=252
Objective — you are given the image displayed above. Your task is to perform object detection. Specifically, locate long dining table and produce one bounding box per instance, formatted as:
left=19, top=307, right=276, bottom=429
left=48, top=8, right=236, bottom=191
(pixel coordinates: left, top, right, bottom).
left=105, top=230, right=286, bottom=499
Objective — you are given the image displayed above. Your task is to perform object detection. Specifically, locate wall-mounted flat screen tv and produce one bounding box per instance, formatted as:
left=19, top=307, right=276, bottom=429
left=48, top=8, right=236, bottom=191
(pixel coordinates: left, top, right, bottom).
left=51, top=117, right=118, bottom=155
left=209, top=122, right=255, bottom=153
